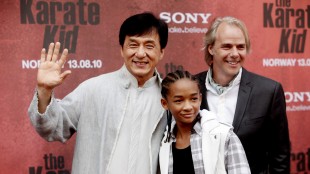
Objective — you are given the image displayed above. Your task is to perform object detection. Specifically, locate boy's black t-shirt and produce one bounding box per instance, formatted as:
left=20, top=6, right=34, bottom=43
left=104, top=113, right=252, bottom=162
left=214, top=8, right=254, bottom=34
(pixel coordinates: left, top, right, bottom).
left=172, top=142, right=195, bottom=174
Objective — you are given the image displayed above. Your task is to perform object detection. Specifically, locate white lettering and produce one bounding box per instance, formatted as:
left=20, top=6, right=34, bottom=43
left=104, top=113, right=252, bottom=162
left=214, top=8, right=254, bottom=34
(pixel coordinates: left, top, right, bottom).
left=159, top=12, right=171, bottom=23
left=22, top=59, right=40, bottom=69
left=293, top=92, right=304, bottom=102
left=285, top=92, right=310, bottom=103
left=285, top=92, right=293, bottom=102
left=159, top=12, right=212, bottom=24
left=172, top=12, right=185, bottom=24
left=184, top=13, right=198, bottom=23
left=263, top=58, right=296, bottom=67
left=198, top=13, right=212, bottom=23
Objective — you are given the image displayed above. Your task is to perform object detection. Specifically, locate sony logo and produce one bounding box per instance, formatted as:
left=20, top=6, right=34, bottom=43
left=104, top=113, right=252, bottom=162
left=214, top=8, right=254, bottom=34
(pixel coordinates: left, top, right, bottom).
left=159, top=12, right=212, bottom=24
left=285, top=92, right=310, bottom=103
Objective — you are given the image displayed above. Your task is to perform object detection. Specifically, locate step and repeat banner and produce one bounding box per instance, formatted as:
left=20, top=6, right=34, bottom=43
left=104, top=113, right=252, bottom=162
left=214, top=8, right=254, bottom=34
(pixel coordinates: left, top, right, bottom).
left=0, top=0, right=309, bottom=173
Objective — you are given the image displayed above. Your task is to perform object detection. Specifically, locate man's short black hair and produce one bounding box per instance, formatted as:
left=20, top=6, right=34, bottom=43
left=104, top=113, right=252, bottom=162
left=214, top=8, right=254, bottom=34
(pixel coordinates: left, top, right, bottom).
left=119, top=12, right=168, bottom=49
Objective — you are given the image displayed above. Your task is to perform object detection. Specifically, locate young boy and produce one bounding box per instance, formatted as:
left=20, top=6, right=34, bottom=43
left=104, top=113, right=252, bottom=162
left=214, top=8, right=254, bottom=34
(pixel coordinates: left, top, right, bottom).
left=159, top=70, right=250, bottom=174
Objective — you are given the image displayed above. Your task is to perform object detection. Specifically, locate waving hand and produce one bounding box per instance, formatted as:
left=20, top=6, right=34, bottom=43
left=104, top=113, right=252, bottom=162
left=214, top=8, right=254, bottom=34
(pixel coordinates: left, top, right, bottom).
left=37, top=42, right=71, bottom=113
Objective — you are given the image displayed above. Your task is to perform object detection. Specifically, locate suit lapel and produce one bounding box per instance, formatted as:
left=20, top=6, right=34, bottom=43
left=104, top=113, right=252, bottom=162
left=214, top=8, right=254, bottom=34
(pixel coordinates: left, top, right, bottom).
left=233, top=69, right=252, bottom=133
left=196, top=71, right=209, bottom=110
left=197, top=69, right=253, bottom=133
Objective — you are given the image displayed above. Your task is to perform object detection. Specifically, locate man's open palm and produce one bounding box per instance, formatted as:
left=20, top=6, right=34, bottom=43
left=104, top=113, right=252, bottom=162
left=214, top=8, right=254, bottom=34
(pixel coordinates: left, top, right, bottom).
left=37, top=42, right=71, bottom=90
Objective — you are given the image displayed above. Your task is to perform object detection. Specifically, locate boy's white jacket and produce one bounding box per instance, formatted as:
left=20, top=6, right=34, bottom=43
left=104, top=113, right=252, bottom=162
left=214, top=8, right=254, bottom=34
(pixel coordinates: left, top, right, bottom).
left=159, top=109, right=231, bottom=174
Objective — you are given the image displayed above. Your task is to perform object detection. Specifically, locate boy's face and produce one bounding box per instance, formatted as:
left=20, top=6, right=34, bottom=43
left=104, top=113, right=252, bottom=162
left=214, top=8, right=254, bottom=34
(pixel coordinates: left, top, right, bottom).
left=161, top=79, right=202, bottom=126
left=121, top=30, right=164, bottom=86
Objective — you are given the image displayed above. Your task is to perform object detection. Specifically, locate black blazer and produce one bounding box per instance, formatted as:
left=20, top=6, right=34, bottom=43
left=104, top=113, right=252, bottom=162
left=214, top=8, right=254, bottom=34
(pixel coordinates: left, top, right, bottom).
left=196, top=68, right=290, bottom=174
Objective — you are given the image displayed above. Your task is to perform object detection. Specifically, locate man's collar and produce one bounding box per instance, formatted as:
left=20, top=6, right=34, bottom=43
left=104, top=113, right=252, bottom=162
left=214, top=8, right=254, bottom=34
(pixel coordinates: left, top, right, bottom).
left=206, top=67, right=242, bottom=95
left=120, top=65, right=160, bottom=88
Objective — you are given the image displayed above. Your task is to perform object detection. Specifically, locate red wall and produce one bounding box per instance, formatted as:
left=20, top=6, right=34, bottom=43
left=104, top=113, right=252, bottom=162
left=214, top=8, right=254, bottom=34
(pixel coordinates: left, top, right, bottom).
left=0, top=0, right=309, bottom=173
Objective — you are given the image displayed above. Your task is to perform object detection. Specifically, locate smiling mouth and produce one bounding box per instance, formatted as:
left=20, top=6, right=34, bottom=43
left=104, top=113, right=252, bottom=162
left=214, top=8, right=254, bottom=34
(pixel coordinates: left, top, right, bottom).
left=182, top=113, right=194, bottom=118
left=227, top=61, right=239, bottom=65
left=133, top=61, right=148, bottom=66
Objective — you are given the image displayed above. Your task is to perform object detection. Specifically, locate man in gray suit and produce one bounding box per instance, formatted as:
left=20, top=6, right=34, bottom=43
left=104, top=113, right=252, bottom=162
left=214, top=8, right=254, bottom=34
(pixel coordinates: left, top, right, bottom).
left=195, top=16, right=290, bottom=174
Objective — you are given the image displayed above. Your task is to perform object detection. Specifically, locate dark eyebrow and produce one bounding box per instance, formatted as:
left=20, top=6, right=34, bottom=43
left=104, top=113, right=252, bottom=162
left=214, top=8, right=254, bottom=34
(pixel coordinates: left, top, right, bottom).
left=128, top=38, right=138, bottom=42
left=221, top=43, right=245, bottom=47
left=172, top=93, right=199, bottom=98
left=145, top=41, right=156, bottom=44
left=237, top=44, right=246, bottom=47
left=128, top=37, right=157, bottom=44
left=221, top=43, right=232, bottom=47
left=191, top=93, right=200, bottom=97
left=172, top=95, right=183, bottom=99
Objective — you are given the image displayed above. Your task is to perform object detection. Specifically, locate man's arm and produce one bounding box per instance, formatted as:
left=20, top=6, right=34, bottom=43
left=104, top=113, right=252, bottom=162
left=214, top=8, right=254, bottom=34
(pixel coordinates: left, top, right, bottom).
left=28, top=42, right=76, bottom=142
left=268, top=83, right=291, bottom=173
left=37, top=42, right=71, bottom=113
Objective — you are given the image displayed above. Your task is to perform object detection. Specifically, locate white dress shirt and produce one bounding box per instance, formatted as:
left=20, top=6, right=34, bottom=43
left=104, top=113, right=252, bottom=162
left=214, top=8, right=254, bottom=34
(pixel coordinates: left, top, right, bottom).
left=205, top=68, right=242, bottom=125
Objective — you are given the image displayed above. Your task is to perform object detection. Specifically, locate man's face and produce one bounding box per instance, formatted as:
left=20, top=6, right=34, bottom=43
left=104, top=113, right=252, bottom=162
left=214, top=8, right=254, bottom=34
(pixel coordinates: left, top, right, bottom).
left=121, top=30, right=164, bottom=86
left=208, top=22, right=247, bottom=84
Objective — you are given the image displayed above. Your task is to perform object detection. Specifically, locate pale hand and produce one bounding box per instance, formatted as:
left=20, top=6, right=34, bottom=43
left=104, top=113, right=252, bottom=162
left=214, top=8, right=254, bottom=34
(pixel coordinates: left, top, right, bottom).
left=37, top=42, right=71, bottom=91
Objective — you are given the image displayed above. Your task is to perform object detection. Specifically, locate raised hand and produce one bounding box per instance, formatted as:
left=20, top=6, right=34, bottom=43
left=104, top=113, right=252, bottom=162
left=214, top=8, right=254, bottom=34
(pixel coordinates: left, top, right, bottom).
left=37, top=42, right=71, bottom=90
left=36, top=42, right=71, bottom=113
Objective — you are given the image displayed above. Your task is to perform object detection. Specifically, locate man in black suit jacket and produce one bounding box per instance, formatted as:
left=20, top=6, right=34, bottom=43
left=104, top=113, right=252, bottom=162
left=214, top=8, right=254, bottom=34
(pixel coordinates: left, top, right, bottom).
left=195, top=16, right=290, bottom=174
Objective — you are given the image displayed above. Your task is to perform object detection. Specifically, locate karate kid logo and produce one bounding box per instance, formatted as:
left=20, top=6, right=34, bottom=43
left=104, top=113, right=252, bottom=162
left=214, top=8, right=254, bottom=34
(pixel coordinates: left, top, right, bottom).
left=29, top=153, right=70, bottom=174
left=291, top=147, right=310, bottom=174
left=263, top=0, right=309, bottom=53
left=20, top=0, right=100, bottom=53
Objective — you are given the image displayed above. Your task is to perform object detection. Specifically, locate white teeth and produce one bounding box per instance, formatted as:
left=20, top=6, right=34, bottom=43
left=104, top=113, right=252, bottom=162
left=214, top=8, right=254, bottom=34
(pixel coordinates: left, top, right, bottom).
left=228, top=61, right=238, bottom=65
left=134, top=61, right=147, bottom=64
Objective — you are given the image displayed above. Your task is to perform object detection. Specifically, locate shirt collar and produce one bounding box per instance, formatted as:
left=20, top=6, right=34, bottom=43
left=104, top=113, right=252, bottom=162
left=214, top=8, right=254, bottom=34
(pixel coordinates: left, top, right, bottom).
left=120, top=64, right=161, bottom=89
left=206, top=67, right=242, bottom=95
left=170, top=119, right=203, bottom=140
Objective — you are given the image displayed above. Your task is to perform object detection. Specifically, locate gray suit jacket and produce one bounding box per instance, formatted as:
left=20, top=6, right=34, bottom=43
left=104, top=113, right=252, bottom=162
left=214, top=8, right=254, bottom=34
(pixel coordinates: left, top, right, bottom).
left=195, top=68, right=290, bottom=174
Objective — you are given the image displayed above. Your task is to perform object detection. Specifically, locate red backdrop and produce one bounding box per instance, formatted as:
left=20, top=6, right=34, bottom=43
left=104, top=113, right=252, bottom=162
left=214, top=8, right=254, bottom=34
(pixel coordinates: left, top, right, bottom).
left=0, top=0, right=309, bottom=173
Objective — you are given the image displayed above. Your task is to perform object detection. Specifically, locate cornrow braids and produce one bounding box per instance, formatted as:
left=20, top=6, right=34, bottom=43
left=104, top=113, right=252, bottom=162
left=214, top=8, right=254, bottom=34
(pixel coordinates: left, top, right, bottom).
left=161, top=70, right=201, bottom=99
left=161, top=70, right=202, bottom=142
left=164, top=110, right=172, bottom=143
